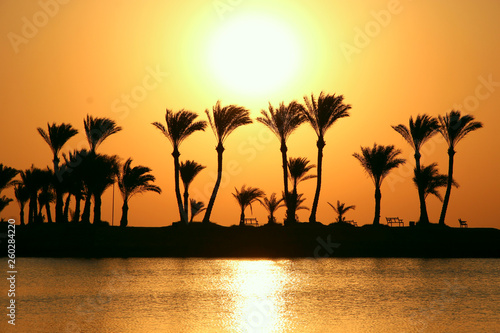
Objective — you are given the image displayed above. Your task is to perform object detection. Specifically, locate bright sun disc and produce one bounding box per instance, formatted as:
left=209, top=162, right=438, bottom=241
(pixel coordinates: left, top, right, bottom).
left=208, top=15, right=300, bottom=96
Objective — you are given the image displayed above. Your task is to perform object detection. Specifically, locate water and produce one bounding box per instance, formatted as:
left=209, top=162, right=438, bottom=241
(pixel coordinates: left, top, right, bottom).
left=2, top=258, right=499, bottom=332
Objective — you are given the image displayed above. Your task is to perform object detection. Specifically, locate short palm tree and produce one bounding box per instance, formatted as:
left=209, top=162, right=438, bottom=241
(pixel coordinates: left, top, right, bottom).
left=328, top=200, right=356, bottom=222
left=203, top=101, right=252, bottom=224
left=286, top=157, right=316, bottom=224
left=437, top=111, right=483, bottom=225
left=260, top=193, right=285, bottom=224
left=14, top=184, right=29, bottom=225
left=353, top=144, right=405, bottom=225
left=84, top=115, right=122, bottom=153
left=0, top=196, right=12, bottom=215
left=189, top=199, right=206, bottom=223
left=392, top=114, right=439, bottom=224
left=62, top=149, right=88, bottom=223
left=257, top=101, right=305, bottom=219
left=179, top=160, right=206, bottom=220
left=302, top=92, right=351, bottom=223
left=413, top=163, right=457, bottom=202
left=153, top=109, right=207, bottom=224
left=19, top=165, right=45, bottom=224
left=37, top=168, right=55, bottom=223
left=37, top=122, right=78, bottom=223
left=118, top=158, right=161, bottom=227
left=0, top=164, right=19, bottom=194
left=232, top=185, right=265, bottom=226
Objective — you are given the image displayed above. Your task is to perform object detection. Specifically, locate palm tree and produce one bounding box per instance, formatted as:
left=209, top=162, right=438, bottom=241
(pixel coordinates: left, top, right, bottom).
left=153, top=109, right=207, bottom=224
left=437, top=111, right=483, bottom=225
left=37, top=123, right=78, bottom=223
left=203, top=101, right=252, bottom=224
left=179, top=160, right=206, bottom=220
left=260, top=193, right=285, bottom=224
left=286, top=157, right=316, bottom=224
left=328, top=200, right=356, bottom=222
left=0, top=196, right=12, bottom=215
left=302, top=92, right=351, bottom=223
left=118, top=158, right=161, bottom=227
left=283, top=191, right=310, bottom=223
left=0, top=164, right=19, bottom=194
left=14, top=184, right=29, bottom=225
left=232, top=185, right=265, bottom=226
left=413, top=163, right=458, bottom=202
left=257, top=101, right=305, bottom=219
left=62, top=149, right=88, bottom=223
left=38, top=168, right=55, bottom=223
left=19, top=166, right=45, bottom=225
left=392, top=114, right=439, bottom=224
left=353, top=144, right=405, bottom=225
left=189, top=199, right=206, bottom=223
left=84, top=115, right=122, bottom=153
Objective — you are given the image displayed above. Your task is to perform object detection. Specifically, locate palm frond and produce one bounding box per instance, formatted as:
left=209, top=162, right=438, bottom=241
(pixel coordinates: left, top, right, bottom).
left=206, top=101, right=252, bottom=144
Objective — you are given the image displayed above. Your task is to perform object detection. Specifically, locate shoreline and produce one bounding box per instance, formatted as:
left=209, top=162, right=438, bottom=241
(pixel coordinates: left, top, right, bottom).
left=5, top=222, right=500, bottom=259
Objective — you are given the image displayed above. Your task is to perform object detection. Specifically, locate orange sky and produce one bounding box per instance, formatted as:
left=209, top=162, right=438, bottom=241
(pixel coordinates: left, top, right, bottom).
left=1, top=0, right=499, bottom=228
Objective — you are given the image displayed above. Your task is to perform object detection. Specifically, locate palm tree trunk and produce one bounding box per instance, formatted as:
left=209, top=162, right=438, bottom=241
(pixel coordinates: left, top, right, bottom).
left=19, top=204, right=25, bottom=226
left=414, top=152, right=430, bottom=225
left=183, top=187, right=189, bottom=221
left=239, top=208, right=245, bottom=226
left=28, top=195, right=37, bottom=225
left=63, top=193, right=71, bottom=223
left=72, top=194, right=82, bottom=223
left=373, top=186, right=381, bottom=225
left=203, top=143, right=224, bottom=224
left=172, top=147, right=188, bottom=224
left=281, top=140, right=292, bottom=224
left=439, top=148, right=455, bottom=225
left=120, top=200, right=129, bottom=227
left=53, top=157, right=64, bottom=223
left=81, top=194, right=91, bottom=224
left=45, top=202, right=53, bottom=223
left=309, top=137, right=325, bottom=223
left=93, top=193, right=102, bottom=224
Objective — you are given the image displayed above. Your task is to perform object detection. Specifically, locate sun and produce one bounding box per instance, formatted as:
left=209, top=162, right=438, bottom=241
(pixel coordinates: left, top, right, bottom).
left=207, top=14, right=301, bottom=96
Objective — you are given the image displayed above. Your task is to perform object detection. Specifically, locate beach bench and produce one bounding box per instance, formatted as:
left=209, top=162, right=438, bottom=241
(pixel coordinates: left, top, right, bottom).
left=386, top=217, right=404, bottom=227
left=458, top=218, right=468, bottom=228
left=244, top=217, right=259, bottom=226
left=344, top=220, right=358, bottom=227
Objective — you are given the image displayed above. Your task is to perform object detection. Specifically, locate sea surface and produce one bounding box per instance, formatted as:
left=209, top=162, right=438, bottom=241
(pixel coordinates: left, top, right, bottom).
left=2, top=258, right=499, bottom=332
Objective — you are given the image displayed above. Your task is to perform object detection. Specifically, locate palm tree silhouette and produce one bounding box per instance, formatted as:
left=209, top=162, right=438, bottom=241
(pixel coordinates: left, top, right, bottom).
left=37, top=123, right=78, bottom=223
left=203, top=101, right=252, bottom=224
left=413, top=163, right=458, bottom=202
left=37, top=168, right=55, bottom=223
left=392, top=114, right=439, bottom=225
left=62, top=149, right=88, bottom=223
left=84, top=115, right=122, bottom=153
left=179, top=160, right=206, bottom=221
left=232, top=185, right=265, bottom=226
left=353, top=144, right=405, bottom=225
left=0, top=196, right=12, bottom=215
left=286, top=157, right=316, bottom=223
left=260, top=193, right=285, bottom=224
left=437, top=110, right=483, bottom=225
left=19, top=166, right=45, bottom=224
left=118, top=158, right=161, bottom=227
left=302, top=92, right=351, bottom=223
left=14, top=184, right=29, bottom=225
left=328, top=200, right=356, bottom=222
left=153, top=109, right=207, bottom=224
left=0, top=164, right=19, bottom=193
left=257, top=101, right=305, bottom=220
left=189, top=199, right=206, bottom=223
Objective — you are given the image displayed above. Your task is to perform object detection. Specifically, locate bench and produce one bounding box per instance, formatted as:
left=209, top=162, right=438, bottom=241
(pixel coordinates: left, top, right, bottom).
left=386, top=217, right=404, bottom=227
left=458, top=218, right=468, bottom=228
left=244, top=217, right=259, bottom=226
left=344, top=220, right=358, bottom=227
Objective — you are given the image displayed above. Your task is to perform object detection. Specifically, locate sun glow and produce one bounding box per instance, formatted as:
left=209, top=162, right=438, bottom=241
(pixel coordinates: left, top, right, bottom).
left=207, top=14, right=301, bottom=96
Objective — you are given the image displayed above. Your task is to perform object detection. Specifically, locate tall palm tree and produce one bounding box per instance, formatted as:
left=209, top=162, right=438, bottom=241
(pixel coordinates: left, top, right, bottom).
left=286, top=157, right=316, bottom=224
left=0, top=164, right=19, bottom=194
left=328, top=200, right=356, bottom=222
left=203, top=101, right=252, bottom=224
left=260, top=193, right=285, bottom=224
left=437, top=111, right=483, bottom=225
left=62, top=149, right=88, bottom=223
left=14, top=184, right=29, bottom=225
left=302, top=92, right=351, bottom=223
left=413, top=163, right=457, bottom=202
left=153, top=109, right=207, bottom=224
left=118, top=158, right=161, bottom=227
left=84, top=115, right=122, bottom=153
left=353, top=144, right=405, bottom=225
left=232, top=185, right=265, bottom=226
left=179, top=160, right=206, bottom=220
left=189, top=199, right=206, bottom=223
left=37, top=123, right=78, bottom=223
left=392, top=114, right=439, bottom=224
left=257, top=101, right=305, bottom=219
